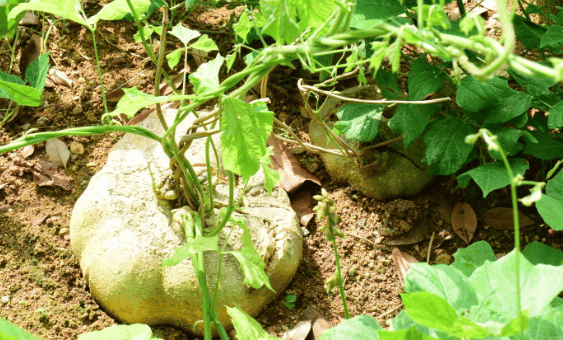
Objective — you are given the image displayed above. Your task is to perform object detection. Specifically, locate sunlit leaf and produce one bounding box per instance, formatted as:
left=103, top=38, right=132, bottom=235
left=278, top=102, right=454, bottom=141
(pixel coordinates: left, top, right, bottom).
left=221, top=97, right=273, bottom=180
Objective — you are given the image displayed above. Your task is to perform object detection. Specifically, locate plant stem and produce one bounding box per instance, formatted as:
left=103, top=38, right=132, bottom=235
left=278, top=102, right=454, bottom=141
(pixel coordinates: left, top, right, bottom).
left=154, top=7, right=170, bottom=131
left=331, top=231, right=350, bottom=319
left=89, top=28, right=108, bottom=114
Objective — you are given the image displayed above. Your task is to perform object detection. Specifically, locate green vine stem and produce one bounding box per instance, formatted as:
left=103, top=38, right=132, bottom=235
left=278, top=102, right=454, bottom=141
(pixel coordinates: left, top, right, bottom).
left=88, top=27, right=109, bottom=114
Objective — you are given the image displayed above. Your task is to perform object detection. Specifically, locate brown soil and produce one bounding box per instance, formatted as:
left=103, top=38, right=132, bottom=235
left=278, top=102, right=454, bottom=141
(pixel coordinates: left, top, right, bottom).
left=1, top=3, right=561, bottom=340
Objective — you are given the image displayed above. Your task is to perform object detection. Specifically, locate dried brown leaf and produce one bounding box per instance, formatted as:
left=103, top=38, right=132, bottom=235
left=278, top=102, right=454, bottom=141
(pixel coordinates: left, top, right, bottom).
left=484, top=207, right=534, bottom=230
left=32, top=160, right=73, bottom=190
left=282, top=320, right=311, bottom=340
left=46, top=138, right=70, bottom=168
left=302, top=306, right=331, bottom=340
left=19, top=34, right=41, bottom=76
left=20, top=145, right=35, bottom=159
left=392, top=247, right=419, bottom=286
left=159, top=68, right=188, bottom=96
left=451, top=202, right=477, bottom=244
left=268, top=137, right=320, bottom=192
left=291, top=190, right=315, bottom=226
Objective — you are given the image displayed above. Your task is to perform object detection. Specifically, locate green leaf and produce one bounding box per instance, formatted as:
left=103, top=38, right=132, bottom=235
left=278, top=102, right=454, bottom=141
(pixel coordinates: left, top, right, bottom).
left=408, top=56, right=444, bottom=101
left=0, top=317, right=41, bottom=340
left=404, top=263, right=478, bottom=310
left=104, top=87, right=170, bottom=120
left=234, top=10, right=253, bottom=43
left=8, top=0, right=87, bottom=27
left=260, top=146, right=280, bottom=195
left=292, top=0, right=335, bottom=27
left=1, top=0, right=24, bottom=38
left=221, top=97, right=274, bottom=180
left=333, top=103, right=383, bottom=142
left=482, top=92, right=532, bottom=125
left=469, top=249, right=563, bottom=320
left=378, top=327, right=437, bottom=340
left=508, top=68, right=556, bottom=97
left=133, top=25, right=156, bottom=43
left=523, top=241, right=563, bottom=266
left=166, top=48, right=183, bottom=69
left=226, top=306, right=279, bottom=340
left=513, top=15, right=546, bottom=49
left=169, top=23, right=200, bottom=45
left=25, top=53, right=49, bottom=92
left=456, top=76, right=516, bottom=112
left=536, top=195, right=563, bottom=231
left=320, top=315, right=381, bottom=340
left=191, top=34, right=219, bottom=52
left=457, top=158, right=529, bottom=197
left=78, top=324, right=163, bottom=340
left=487, top=128, right=528, bottom=160
left=541, top=25, right=563, bottom=47
left=161, top=235, right=219, bottom=268
left=0, top=78, right=42, bottom=106
left=450, top=241, right=496, bottom=277
left=549, top=100, right=563, bottom=129
left=375, top=69, right=403, bottom=99
left=350, top=0, right=406, bottom=29
left=547, top=171, right=563, bottom=200
left=259, top=0, right=300, bottom=44
left=225, top=218, right=273, bottom=291
left=524, top=131, right=563, bottom=160
left=189, top=55, right=224, bottom=95
left=89, top=0, right=151, bottom=26
left=388, top=104, right=435, bottom=148
left=422, top=117, right=475, bottom=175
left=402, top=292, right=458, bottom=332
left=527, top=304, right=563, bottom=339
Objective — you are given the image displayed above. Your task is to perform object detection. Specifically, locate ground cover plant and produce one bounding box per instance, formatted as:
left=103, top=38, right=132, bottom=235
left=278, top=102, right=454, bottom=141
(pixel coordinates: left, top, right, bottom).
left=1, top=0, right=563, bottom=338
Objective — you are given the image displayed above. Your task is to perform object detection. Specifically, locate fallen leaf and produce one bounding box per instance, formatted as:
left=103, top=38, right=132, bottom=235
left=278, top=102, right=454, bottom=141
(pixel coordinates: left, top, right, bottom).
left=45, top=68, right=73, bottom=88
left=159, top=68, right=188, bottom=96
left=19, top=34, right=41, bottom=76
left=190, top=48, right=208, bottom=66
left=20, top=145, right=35, bottom=159
left=291, top=189, right=316, bottom=226
left=268, top=137, right=320, bottom=193
left=268, top=137, right=321, bottom=226
left=484, top=207, right=534, bottom=230
left=106, top=88, right=125, bottom=102
left=311, top=317, right=331, bottom=339
left=282, top=320, right=311, bottom=340
left=32, top=160, right=73, bottom=190
left=32, top=214, right=50, bottom=226
left=302, top=306, right=331, bottom=340
left=392, top=247, right=419, bottom=286
left=451, top=202, right=477, bottom=244
left=46, top=138, right=70, bottom=168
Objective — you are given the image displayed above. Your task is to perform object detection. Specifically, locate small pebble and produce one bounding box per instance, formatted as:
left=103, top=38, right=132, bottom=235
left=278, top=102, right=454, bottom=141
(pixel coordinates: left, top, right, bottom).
left=37, top=116, right=51, bottom=126
left=357, top=218, right=366, bottom=228
left=86, top=162, right=97, bottom=167
left=58, top=228, right=69, bottom=235
left=21, top=123, right=30, bottom=130
left=70, top=142, right=85, bottom=155
left=73, top=104, right=83, bottom=115
left=435, top=253, right=452, bottom=265
left=1, top=296, right=9, bottom=304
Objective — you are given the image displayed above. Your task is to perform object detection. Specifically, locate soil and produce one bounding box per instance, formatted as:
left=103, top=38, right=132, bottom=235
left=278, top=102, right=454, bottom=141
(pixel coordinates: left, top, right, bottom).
left=0, top=3, right=561, bottom=340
